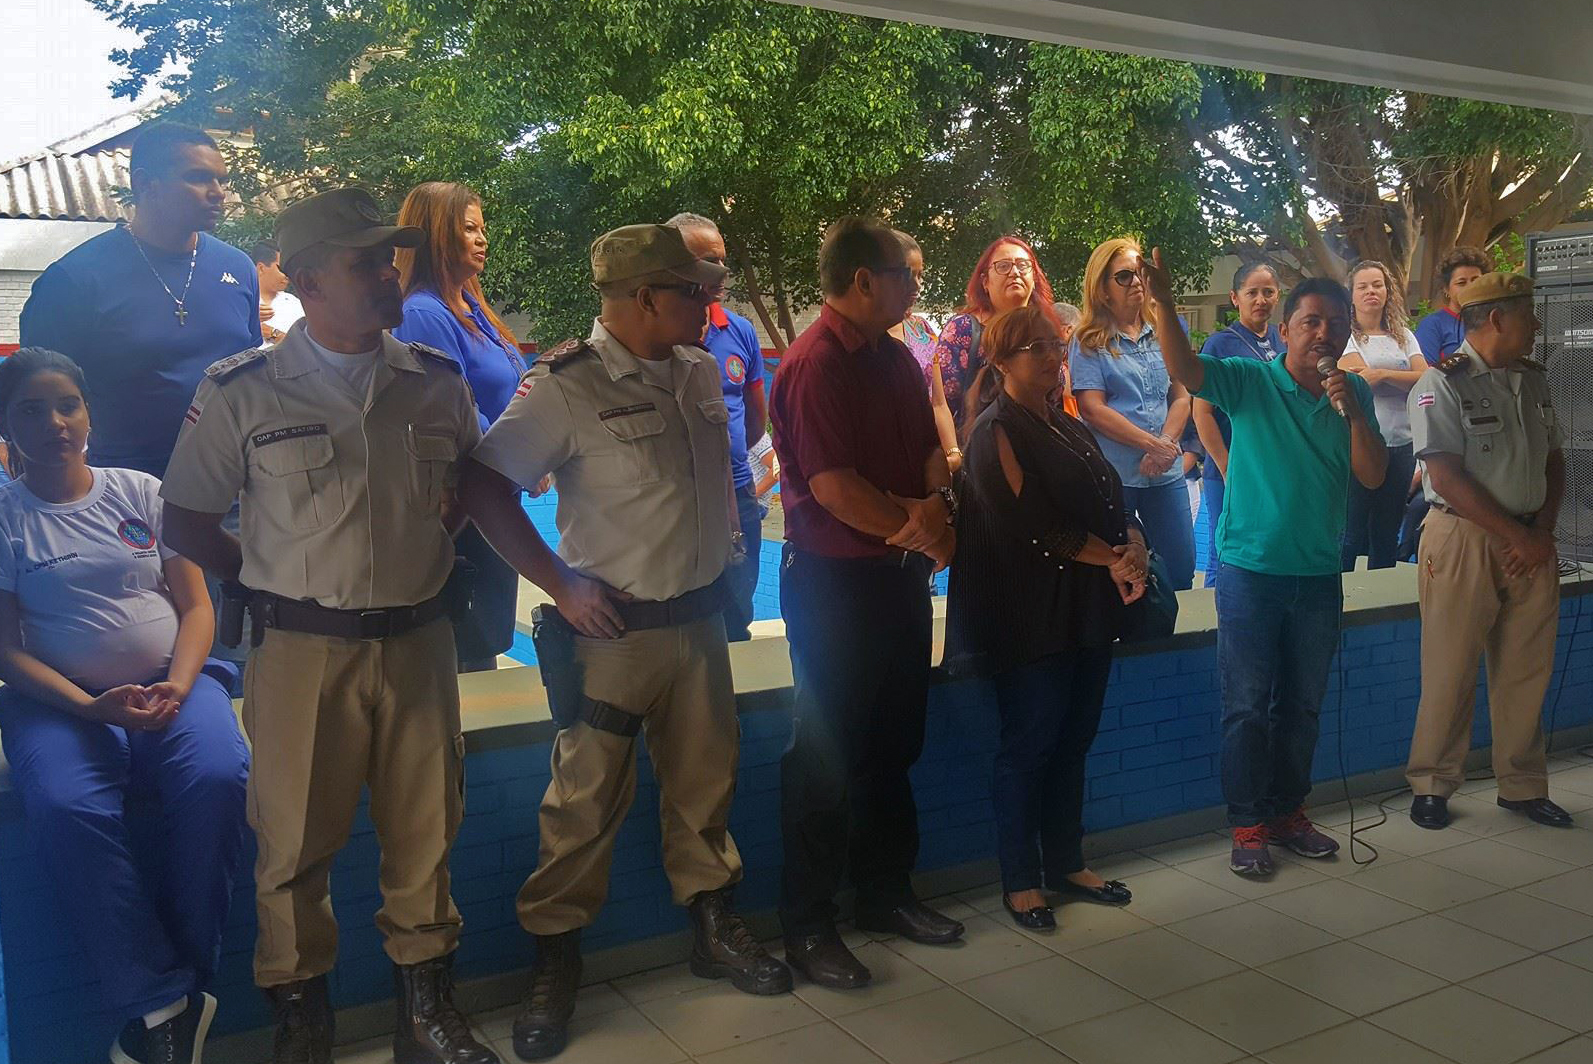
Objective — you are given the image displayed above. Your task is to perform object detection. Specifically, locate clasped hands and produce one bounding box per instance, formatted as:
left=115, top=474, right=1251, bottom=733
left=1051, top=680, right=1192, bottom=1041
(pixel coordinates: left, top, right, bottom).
left=84, top=680, right=190, bottom=731
left=886, top=492, right=955, bottom=571
left=1109, top=539, right=1150, bottom=605
left=1138, top=434, right=1180, bottom=479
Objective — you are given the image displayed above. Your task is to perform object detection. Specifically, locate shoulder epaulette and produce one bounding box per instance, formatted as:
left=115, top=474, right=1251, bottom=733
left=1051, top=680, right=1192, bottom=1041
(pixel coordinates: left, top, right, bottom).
left=537, top=338, right=593, bottom=372
left=204, top=348, right=268, bottom=380
left=1518, top=356, right=1547, bottom=373
left=408, top=341, right=465, bottom=374
left=1437, top=354, right=1470, bottom=376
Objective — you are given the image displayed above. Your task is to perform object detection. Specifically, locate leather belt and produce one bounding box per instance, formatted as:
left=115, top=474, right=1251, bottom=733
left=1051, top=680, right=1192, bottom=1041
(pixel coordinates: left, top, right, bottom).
left=610, top=577, right=728, bottom=632
left=788, top=546, right=925, bottom=570
left=1431, top=503, right=1533, bottom=524
left=251, top=590, right=450, bottom=641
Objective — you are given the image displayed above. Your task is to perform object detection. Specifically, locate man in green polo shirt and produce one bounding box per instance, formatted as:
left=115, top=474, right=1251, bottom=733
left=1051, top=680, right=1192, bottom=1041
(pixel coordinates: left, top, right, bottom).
left=1144, top=258, right=1387, bottom=877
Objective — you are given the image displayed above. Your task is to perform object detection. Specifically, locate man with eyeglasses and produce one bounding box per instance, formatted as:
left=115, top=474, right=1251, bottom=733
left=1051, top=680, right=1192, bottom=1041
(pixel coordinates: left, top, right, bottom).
left=771, top=217, right=963, bottom=991
left=667, top=212, right=768, bottom=642
left=458, top=223, right=790, bottom=1060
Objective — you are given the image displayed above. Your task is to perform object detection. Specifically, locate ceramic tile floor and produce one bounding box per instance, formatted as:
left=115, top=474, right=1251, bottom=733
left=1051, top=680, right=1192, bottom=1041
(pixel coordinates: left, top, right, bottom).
left=330, top=753, right=1593, bottom=1064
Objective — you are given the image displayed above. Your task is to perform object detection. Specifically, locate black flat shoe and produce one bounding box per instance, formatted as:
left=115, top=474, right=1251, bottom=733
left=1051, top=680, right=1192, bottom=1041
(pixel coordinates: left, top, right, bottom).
left=1410, top=795, right=1450, bottom=830
left=1055, top=879, right=1132, bottom=906
left=1002, top=894, right=1056, bottom=931
left=1498, top=796, right=1573, bottom=827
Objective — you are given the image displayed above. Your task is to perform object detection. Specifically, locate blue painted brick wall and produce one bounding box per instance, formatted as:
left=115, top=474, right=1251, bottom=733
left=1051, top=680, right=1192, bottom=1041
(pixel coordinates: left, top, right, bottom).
left=4, top=593, right=1592, bottom=1061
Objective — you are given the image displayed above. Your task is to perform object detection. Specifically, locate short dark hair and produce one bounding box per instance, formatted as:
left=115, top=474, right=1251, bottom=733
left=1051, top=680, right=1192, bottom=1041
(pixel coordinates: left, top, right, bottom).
left=1282, top=276, right=1351, bottom=322
left=818, top=216, right=899, bottom=296
left=249, top=239, right=280, bottom=266
left=1459, top=294, right=1532, bottom=333
left=1231, top=261, right=1280, bottom=293
left=129, top=124, right=219, bottom=194
left=1438, top=246, right=1492, bottom=287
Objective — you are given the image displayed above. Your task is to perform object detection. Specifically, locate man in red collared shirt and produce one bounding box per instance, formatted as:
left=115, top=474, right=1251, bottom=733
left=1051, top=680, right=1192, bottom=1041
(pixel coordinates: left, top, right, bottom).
left=770, top=218, right=962, bottom=991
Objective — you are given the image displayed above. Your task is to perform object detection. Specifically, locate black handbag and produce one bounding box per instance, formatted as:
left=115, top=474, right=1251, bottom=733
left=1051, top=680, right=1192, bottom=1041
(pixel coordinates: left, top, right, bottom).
left=1119, top=549, right=1179, bottom=642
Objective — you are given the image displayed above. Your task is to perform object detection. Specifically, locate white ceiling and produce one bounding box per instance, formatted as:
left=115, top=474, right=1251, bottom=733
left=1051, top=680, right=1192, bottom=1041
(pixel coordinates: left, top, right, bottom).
left=790, top=0, right=1593, bottom=114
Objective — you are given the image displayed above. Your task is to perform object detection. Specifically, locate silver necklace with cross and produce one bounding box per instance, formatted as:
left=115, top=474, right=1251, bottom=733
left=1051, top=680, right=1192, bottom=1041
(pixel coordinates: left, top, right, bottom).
left=127, top=226, right=199, bottom=326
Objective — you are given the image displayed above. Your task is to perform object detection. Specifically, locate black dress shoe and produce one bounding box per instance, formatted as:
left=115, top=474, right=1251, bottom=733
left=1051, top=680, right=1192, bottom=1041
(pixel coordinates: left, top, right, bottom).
left=784, top=927, right=871, bottom=990
left=854, top=900, right=965, bottom=944
left=1054, top=879, right=1132, bottom=906
left=1498, top=796, right=1573, bottom=827
left=1410, top=795, right=1450, bottom=830
left=1002, top=894, right=1056, bottom=930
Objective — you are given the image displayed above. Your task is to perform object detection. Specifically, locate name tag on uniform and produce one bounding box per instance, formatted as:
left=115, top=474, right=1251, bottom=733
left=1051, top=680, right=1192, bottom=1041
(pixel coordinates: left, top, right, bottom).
left=1463, top=415, right=1502, bottom=433
left=599, top=403, right=658, bottom=421
left=252, top=423, right=329, bottom=448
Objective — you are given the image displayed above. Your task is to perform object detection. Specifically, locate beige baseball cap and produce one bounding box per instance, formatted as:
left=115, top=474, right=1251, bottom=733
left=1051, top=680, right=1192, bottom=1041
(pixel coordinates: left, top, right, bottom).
left=591, top=224, right=731, bottom=288
left=1457, top=271, right=1534, bottom=309
left=276, top=188, right=423, bottom=269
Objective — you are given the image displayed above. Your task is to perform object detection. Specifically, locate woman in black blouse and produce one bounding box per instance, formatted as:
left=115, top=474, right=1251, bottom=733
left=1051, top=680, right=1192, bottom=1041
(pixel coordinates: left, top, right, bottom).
left=946, top=305, right=1149, bottom=930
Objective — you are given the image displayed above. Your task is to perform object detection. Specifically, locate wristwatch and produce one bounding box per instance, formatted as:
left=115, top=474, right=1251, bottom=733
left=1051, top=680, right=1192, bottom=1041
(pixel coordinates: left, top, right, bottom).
left=730, top=530, right=748, bottom=564
left=934, top=485, right=959, bottom=524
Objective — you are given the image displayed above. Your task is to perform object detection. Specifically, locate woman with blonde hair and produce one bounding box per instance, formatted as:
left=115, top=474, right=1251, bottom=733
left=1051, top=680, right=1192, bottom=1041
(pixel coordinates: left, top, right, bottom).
left=1337, top=259, right=1425, bottom=570
left=393, top=181, right=529, bottom=671
left=1071, top=237, right=1195, bottom=590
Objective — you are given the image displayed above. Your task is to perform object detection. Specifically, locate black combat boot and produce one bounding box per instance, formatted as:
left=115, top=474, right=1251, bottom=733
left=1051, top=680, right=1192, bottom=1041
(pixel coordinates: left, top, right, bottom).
left=393, top=954, right=499, bottom=1064
left=512, top=931, right=582, bottom=1061
left=263, top=977, right=334, bottom=1064
left=688, top=887, right=793, bottom=995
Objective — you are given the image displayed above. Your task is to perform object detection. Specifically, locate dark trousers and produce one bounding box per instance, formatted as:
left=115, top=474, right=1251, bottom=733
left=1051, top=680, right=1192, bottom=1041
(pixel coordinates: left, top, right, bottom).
left=1342, top=442, right=1417, bottom=571
left=1216, top=564, right=1342, bottom=827
left=1123, top=481, right=1195, bottom=591
left=991, top=647, right=1114, bottom=893
left=724, top=484, right=763, bottom=642
left=779, top=545, right=932, bottom=933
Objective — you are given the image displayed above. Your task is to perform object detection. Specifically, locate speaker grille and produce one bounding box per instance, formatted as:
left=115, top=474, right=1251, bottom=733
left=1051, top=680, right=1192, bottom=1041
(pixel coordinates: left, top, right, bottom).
left=1535, top=289, right=1593, bottom=561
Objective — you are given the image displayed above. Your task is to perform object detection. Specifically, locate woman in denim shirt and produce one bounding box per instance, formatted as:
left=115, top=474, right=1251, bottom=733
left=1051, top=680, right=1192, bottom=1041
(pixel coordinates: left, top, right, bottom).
left=1071, top=237, right=1195, bottom=590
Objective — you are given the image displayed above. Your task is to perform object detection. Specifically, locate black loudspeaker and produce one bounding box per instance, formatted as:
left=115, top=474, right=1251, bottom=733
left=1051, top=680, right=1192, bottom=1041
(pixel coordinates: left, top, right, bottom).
left=1533, top=287, right=1593, bottom=562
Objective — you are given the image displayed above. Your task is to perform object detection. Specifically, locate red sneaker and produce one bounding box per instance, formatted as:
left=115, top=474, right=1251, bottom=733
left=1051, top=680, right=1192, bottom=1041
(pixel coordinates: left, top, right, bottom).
left=1230, top=824, right=1273, bottom=877
left=1269, top=809, right=1340, bottom=859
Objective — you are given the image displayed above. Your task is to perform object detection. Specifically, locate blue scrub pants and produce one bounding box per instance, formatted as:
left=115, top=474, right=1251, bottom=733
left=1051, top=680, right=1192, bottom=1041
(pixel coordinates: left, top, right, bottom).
left=0, top=661, right=250, bottom=1021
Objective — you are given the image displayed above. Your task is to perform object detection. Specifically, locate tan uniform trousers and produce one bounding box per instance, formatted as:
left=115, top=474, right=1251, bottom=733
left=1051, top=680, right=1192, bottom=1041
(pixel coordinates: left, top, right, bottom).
left=518, top=614, right=742, bottom=935
left=1406, top=508, right=1560, bottom=800
left=242, top=616, right=465, bottom=986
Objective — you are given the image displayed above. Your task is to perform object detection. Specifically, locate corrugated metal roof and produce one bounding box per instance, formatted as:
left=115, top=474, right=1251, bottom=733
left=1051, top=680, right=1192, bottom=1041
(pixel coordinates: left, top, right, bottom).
left=0, top=149, right=131, bottom=223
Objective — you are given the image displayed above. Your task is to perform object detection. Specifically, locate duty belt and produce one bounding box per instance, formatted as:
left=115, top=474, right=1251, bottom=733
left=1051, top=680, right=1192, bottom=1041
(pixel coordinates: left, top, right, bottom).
left=251, top=590, right=450, bottom=640
left=609, top=576, right=728, bottom=631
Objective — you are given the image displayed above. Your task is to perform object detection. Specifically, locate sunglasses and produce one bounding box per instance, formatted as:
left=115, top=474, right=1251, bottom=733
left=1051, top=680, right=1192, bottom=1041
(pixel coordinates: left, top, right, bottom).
left=1015, top=339, right=1067, bottom=357
left=642, top=281, right=710, bottom=298
left=1111, top=268, right=1143, bottom=289
left=991, top=259, right=1035, bottom=278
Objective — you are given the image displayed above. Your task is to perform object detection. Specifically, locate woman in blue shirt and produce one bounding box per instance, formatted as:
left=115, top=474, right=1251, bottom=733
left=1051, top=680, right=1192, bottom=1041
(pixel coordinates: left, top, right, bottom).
left=1072, top=237, right=1196, bottom=590
left=395, top=181, right=529, bottom=671
left=1192, top=263, right=1283, bottom=586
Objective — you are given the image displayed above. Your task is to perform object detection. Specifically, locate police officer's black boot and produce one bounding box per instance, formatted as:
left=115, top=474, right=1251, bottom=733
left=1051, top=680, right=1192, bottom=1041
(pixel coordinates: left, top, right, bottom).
left=263, top=976, right=334, bottom=1064
left=393, top=954, right=500, bottom=1064
left=688, top=886, right=793, bottom=995
left=513, top=931, right=582, bottom=1061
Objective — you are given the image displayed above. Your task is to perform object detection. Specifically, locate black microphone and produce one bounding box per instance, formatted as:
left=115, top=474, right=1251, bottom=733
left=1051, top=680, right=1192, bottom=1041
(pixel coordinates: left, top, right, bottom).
left=1317, top=355, right=1345, bottom=417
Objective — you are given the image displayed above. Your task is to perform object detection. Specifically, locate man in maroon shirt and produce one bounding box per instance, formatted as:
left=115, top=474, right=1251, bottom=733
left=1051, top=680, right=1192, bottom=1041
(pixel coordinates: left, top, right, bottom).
left=772, top=218, right=962, bottom=989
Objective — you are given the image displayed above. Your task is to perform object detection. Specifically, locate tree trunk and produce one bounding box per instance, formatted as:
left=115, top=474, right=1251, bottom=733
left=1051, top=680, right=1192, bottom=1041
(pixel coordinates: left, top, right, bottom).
left=766, top=230, right=798, bottom=345
left=720, top=219, right=788, bottom=354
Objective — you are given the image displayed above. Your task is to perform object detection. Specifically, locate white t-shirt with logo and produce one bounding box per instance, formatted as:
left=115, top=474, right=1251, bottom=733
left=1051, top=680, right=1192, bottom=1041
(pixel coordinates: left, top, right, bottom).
left=1345, top=329, right=1422, bottom=448
left=0, top=467, right=180, bottom=689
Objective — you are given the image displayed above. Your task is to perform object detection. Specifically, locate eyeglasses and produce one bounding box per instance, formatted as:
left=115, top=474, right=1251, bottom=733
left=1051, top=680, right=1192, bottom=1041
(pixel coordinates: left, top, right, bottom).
left=1014, top=340, right=1067, bottom=357
left=991, top=259, right=1035, bottom=277
left=1111, top=268, right=1144, bottom=289
left=872, top=265, right=917, bottom=283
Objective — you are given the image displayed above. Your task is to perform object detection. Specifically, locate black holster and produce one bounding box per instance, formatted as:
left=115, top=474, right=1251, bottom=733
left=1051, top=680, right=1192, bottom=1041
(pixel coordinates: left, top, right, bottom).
left=530, top=605, right=583, bottom=730
left=218, top=581, right=250, bottom=648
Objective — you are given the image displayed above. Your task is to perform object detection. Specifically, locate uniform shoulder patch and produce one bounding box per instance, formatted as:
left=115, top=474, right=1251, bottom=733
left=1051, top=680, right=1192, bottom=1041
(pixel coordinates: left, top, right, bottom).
left=1518, top=356, right=1548, bottom=372
left=538, top=338, right=593, bottom=370
left=1437, top=354, right=1470, bottom=375
left=408, top=341, right=465, bottom=373
left=204, top=348, right=268, bottom=380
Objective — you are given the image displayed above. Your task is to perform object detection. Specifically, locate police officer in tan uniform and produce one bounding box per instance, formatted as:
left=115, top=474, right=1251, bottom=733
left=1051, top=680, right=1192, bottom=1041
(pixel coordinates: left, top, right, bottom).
left=1405, top=272, right=1571, bottom=831
left=459, top=224, right=789, bottom=1061
left=160, top=188, right=499, bottom=1064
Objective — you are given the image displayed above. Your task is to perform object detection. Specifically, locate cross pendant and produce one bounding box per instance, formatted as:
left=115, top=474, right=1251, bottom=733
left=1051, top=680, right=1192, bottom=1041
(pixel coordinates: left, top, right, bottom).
left=175, top=306, right=187, bottom=326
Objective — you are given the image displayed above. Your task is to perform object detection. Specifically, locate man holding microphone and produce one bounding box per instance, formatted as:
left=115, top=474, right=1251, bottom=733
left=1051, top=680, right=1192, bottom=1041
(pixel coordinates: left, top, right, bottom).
left=1144, top=256, right=1387, bottom=877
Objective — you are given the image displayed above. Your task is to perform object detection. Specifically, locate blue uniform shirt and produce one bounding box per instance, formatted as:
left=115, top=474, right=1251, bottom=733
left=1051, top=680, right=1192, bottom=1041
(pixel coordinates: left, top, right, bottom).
left=1198, top=322, right=1282, bottom=483
left=1070, top=321, right=1183, bottom=488
left=1414, top=309, right=1465, bottom=366
left=19, top=226, right=262, bottom=477
left=393, top=289, right=528, bottom=430
left=702, top=303, right=765, bottom=489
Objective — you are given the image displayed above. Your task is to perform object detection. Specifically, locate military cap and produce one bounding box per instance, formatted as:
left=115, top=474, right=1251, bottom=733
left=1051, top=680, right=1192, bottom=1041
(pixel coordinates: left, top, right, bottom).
left=1457, top=271, right=1534, bottom=309
left=276, top=188, right=423, bottom=270
left=591, top=224, right=730, bottom=288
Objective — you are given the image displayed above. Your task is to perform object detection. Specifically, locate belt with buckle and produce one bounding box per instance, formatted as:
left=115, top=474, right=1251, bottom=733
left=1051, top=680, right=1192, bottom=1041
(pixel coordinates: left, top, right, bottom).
left=612, top=577, right=728, bottom=632
left=251, top=590, right=450, bottom=640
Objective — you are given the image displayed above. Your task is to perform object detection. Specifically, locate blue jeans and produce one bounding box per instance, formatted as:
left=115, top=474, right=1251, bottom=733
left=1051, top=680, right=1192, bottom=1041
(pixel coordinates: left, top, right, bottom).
left=1202, top=473, right=1226, bottom=586
left=991, top=647, right=1114, bottom=892
left=0, top=661, right=250, bottom=1019
left=724, top=484, right=763, bottom=642
left=1215, top=564, right=1342, bottom=827
left=1123, top=480, right=1195, bottom=591
left=1342, top=442, right=1417, bottom=571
